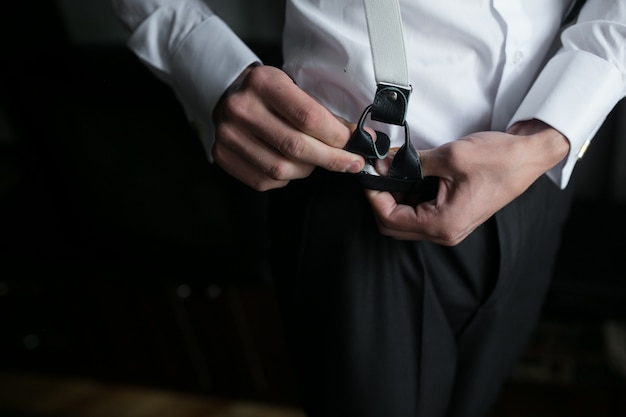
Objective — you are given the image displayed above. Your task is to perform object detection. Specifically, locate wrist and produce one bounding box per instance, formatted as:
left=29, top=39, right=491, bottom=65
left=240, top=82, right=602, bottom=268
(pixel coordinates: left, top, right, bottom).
left=507, top=119, right=570, bottom=173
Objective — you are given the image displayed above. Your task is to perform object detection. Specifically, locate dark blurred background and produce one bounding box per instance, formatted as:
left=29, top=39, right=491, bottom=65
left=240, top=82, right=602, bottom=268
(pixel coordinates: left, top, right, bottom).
left=1, top=1, right=626, bottom=416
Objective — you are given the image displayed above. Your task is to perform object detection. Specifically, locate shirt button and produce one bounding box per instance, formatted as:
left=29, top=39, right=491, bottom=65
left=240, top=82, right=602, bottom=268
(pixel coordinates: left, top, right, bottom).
left=512, top=50, right=523, bottom=64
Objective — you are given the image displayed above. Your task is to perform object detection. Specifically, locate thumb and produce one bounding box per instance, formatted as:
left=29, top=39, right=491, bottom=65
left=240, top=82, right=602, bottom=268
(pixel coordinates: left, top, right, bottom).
left=373, top=148, right=398, bottom=176
left=417, top=148, right=434, bottom=178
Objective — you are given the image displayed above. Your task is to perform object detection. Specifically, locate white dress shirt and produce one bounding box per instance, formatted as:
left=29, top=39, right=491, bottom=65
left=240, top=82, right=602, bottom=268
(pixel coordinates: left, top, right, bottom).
left=112, top=0, right=626, bottom=189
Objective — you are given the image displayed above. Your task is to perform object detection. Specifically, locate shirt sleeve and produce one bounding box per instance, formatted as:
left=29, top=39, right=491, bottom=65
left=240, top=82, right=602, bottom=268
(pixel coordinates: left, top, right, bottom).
left=112, top=0, right=261, bottom=161
left=509, top=0, right=626, bottom=189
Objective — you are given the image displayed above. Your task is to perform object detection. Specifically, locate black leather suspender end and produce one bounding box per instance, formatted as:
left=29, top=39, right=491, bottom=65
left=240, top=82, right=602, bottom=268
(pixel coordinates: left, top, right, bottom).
left=343, top=81, right=438, bottom=200
left=346, top=81, right=412, bottom=161
left=371, top=82, right=412, bottom=126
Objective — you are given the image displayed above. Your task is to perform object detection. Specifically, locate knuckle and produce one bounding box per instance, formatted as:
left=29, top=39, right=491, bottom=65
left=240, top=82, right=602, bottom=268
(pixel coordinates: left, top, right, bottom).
left=441, top=143, right=467, bottom=168
left=293, top=104, right=323, bottom=131
left=221, top=94, right=248, bottom=120
left=276, top=136, right=306, bottom=159
left=266, top=160, right=291, bottom=181
left=246, top=65, right=274, bottom=90
left=437, top=145, right=454, bottom=164
left=214, top=124, right=238, bottom=148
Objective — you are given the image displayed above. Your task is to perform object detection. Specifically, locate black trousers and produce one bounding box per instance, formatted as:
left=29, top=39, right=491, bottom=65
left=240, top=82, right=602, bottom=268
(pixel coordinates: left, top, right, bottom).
left=269, top=170, right=573, bottom=417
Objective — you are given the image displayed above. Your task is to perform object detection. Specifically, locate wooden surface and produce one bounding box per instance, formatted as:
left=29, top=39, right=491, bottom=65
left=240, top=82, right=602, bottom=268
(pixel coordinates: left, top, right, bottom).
left=0, top=371, right=305, bottom=417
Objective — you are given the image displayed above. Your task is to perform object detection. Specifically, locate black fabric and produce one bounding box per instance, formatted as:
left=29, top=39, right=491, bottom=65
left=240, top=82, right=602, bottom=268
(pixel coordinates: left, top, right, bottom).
left=268, top=170, right=573, bottom=417
left=563, top=0, right=587, bottom=24
left=340, top=172, right=439, bottom=199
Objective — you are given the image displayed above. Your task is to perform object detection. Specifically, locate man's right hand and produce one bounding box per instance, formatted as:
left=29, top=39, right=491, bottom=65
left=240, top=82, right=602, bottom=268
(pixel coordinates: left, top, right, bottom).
left=212, top=65, right=365, bottom=191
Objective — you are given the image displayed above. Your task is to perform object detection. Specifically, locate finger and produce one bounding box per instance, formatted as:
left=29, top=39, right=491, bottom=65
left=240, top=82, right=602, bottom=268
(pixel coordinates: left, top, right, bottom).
left=251, top=69, right=354, bottom=149
left=214, top=122, right=315, bottom=183
left=365, top=189, right=438, bottom=233
left=365, top=189, right=420, bottom=228
left=375, top=222, right=425, bottom=240
left=336, top=116, right=378, bottom=140
left=370, top=212, right=426, bottom=240
left=416, top=148, right=438, bottom=178
left=373, top=148, right=398, bottom=177
left=213, top=143, right=290, bottom=191
left=366, top=188, right=476, bottom=245
left=223, top=92, right=364, bottom=174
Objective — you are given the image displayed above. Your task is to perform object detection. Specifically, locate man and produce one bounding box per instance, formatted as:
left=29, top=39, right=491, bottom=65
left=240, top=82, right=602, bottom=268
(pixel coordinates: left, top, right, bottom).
left=112, top=0, right=626, bottom=415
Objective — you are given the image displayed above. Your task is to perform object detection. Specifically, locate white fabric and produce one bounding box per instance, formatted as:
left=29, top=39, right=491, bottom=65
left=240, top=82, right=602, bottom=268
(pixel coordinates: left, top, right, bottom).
left=363, top=0, right=409, bottom=87
left=112, top=0, right=626, bottom=189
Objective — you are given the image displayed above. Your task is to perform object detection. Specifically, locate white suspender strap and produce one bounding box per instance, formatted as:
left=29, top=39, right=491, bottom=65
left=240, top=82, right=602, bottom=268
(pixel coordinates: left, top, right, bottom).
left=363, top=0, right=410, bottom=90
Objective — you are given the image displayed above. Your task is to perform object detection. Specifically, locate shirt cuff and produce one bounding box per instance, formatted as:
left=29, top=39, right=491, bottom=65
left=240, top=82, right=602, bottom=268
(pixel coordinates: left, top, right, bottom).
left=170, top=16, right=260, bottom=162
left=128, top=8, right=260, bottom=162
left=509, top=50, right=624, bottom=189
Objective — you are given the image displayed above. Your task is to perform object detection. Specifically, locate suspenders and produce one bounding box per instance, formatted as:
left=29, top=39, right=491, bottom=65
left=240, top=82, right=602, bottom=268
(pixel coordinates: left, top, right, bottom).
left=343, top=0, right=587, bottom=198
left=344, top=0, right=438, bottom=198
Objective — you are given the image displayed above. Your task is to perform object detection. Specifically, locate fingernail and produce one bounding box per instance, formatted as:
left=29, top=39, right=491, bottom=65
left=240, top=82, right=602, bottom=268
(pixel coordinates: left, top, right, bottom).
left=346, top=161, right=363, bottom=173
